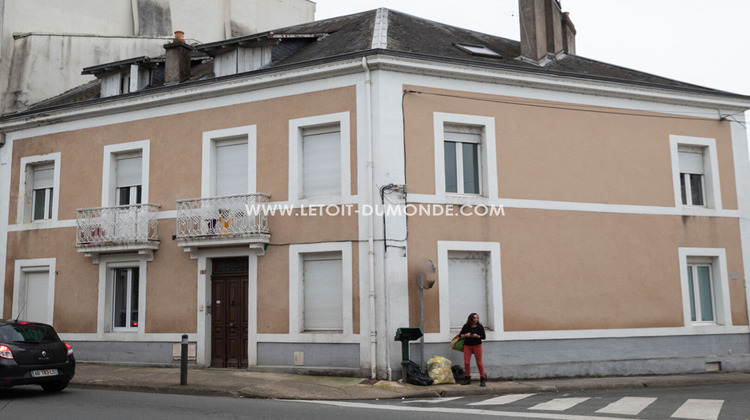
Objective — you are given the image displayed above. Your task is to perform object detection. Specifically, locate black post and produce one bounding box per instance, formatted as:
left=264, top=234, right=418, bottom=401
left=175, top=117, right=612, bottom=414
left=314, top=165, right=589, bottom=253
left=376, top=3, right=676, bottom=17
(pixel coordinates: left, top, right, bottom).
left=180, top=334, right=188, bottom=385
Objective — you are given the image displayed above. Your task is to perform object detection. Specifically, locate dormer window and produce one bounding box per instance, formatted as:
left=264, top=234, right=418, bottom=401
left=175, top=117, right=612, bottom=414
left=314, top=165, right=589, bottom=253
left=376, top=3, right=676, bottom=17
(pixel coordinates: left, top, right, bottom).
left=454, top=43, right=503, bottom=58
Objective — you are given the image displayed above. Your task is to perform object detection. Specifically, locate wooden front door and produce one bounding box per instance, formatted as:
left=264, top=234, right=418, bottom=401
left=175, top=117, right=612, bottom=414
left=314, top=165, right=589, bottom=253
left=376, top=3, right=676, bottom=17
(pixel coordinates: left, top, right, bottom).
left=211, top=258, right=248, bottom=368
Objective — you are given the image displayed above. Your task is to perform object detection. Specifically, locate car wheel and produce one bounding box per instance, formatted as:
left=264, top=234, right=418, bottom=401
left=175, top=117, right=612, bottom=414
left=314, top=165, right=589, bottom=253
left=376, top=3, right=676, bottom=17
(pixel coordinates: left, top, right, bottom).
left=41, top=381, right=69, bottom=392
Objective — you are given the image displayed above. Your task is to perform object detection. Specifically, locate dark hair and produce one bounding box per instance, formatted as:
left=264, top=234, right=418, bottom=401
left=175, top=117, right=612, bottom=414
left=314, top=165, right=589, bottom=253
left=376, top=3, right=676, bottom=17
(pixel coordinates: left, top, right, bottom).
left=463, top=312, right=483, bottom=328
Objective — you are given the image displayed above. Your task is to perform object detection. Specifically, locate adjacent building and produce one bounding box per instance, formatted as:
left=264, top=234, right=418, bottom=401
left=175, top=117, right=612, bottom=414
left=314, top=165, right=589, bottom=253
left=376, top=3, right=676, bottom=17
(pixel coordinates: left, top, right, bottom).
left=1, top=1, right=749, bottom=379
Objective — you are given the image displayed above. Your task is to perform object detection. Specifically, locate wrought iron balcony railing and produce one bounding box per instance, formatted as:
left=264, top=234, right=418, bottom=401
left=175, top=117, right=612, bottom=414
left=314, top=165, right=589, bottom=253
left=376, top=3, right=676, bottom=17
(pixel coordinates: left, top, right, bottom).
left=175, top=193, right=270, bottom=242
left=76, top=203, right=161, bottom=248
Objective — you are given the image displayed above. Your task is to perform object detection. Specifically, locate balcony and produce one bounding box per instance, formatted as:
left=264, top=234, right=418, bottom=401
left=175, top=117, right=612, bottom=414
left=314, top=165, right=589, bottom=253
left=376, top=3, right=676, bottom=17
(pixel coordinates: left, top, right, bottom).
left=76, top=203, right=161, bottom=263
left=175, top=193, right=270, bottom=257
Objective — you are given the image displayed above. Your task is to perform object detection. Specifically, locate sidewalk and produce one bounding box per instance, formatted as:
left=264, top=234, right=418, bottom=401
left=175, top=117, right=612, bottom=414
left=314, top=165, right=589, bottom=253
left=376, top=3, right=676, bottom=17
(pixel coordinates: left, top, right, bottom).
left=69, top=363, right=750, bottom=400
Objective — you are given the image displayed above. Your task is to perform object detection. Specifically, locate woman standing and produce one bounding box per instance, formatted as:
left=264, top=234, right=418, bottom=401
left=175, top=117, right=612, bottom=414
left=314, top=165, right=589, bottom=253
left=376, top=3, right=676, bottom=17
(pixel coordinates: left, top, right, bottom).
left=459, top=313, right=486, bottom=386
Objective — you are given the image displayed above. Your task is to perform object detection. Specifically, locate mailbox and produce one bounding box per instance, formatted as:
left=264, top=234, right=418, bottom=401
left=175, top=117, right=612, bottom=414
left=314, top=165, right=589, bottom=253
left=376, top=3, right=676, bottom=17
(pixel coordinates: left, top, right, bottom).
left=394, top=327, right=423, bottom=381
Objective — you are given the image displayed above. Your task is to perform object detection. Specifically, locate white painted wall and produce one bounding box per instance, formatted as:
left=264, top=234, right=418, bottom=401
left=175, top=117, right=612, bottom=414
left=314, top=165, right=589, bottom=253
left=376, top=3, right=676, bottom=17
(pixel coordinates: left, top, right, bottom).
left=0, top=0, right=315, bottom=114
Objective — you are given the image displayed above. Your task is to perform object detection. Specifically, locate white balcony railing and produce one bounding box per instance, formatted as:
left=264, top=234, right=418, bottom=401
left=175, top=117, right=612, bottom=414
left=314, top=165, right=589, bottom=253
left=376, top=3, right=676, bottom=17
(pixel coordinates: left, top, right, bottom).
left=76, top=203, right=160, bottom=248
left=175, top=193, right=270, bottom=242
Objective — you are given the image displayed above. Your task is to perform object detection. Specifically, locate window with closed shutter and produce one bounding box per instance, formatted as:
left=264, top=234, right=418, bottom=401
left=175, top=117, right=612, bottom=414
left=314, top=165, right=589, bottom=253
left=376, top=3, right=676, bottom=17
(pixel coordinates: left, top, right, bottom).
left=31, top=164, right=54, bottom=220
left=303, top=253, right=343, bottom=331
left=215, top=140, right=248, bottom=197
left=448, top=252, right=489, bottom=329
left=302, top=127, right=341, bottom=198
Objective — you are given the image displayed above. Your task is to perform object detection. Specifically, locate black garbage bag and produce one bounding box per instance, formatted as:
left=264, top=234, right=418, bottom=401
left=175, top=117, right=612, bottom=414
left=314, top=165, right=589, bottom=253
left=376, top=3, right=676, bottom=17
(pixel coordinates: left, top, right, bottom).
left=406, top=360, right=434, bottom=386
left=451, top=364, right=466, bottom=382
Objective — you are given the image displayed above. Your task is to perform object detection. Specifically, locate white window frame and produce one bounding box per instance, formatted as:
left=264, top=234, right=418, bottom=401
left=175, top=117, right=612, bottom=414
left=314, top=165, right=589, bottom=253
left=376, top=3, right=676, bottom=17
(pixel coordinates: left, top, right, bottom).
left=17, top=153, right=61, bottom=224
left=97, top=254, right=147, bottom=336
left=201, top=125, right=257, bottom=197
left=678, top=248, right=732, bottom=329
left=102, top=140, right=150, bottom=207
left=433, top=113, right=498, bottom=201
left=670, top=135, right=721, bottom=211
left=12, top=259, right=56, bottom=325
left=111, top=266, right=140, bottom=331
left=437, top=241, right=502, bottom=338
left=289, top=242, right=353, bottom=336
left=288, top=112, right=351, bottom=203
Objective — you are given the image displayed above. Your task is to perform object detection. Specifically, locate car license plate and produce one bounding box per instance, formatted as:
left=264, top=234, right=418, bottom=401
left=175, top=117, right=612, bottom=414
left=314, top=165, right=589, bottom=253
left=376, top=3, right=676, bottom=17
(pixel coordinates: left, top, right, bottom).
left=31, top=369, right=58, bottom=377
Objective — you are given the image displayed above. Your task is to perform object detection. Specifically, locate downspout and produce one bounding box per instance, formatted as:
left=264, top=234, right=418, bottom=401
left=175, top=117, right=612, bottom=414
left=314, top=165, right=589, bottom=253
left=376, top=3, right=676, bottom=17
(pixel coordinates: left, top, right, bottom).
left=362, top=57, right=378, bottom=380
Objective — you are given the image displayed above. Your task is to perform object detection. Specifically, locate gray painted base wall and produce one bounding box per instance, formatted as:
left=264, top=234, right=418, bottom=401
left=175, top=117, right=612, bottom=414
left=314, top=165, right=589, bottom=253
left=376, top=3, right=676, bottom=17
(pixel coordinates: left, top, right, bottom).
left=71, top=341, right=177, bottom=365
left=416, top=334, right=750, bottom=379
left=257, top=343, right=360, bottom=368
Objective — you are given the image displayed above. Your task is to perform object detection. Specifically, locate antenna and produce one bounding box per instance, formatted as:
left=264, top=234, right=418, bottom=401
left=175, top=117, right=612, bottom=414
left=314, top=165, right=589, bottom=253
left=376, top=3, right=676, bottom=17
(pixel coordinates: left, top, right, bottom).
left=15, top=300, right=27, bottom=323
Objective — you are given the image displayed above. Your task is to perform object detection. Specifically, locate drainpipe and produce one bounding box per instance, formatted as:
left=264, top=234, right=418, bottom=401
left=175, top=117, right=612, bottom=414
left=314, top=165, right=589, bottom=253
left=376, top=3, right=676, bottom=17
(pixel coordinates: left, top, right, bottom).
left=362, top=57, right=378, bottom=380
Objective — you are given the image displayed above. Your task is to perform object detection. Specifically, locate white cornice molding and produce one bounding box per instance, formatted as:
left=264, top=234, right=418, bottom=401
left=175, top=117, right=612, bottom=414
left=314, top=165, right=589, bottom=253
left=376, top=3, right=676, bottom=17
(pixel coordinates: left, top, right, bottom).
left=1, top=53, right=748, bottom=133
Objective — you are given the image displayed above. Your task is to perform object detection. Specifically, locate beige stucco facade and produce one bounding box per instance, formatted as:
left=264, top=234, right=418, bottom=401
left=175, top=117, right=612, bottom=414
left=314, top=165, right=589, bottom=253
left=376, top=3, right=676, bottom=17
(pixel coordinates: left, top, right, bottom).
left=1, top=48, right=749, bottom=378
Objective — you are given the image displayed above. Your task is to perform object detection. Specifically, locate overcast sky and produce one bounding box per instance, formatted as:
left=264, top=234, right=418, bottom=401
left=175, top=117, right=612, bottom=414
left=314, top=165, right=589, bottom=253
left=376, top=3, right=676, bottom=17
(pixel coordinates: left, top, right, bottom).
left=314, top=0, right=749, bottom=128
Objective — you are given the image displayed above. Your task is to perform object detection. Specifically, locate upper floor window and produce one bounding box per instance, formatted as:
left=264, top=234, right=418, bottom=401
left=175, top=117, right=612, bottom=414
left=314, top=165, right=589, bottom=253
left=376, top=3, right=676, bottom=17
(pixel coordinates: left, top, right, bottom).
left=18, top=153, right=60, bottom=224
left=102, top=141, right=149, bottom=207
left=303, top=125, right=341, bottom=198
left=670, top=136, right=721, bottom=210
left=202, top=125, right=256, bottom=198
left=31, top=163, right=54, bottom=220
left=288, top=112, right=351, bottom=202
left=433, top=113, right=498, bottom=201
left=115, top=152, right=142, bottom=205
left=444, top=126, right=482, bottom=195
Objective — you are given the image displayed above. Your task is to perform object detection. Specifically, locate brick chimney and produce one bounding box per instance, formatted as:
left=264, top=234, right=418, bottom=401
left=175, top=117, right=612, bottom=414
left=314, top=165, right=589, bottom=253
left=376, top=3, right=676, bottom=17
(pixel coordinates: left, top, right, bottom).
left=519, top=0, right=576, bottom=63
left=164, top=31, right=193, bottom=84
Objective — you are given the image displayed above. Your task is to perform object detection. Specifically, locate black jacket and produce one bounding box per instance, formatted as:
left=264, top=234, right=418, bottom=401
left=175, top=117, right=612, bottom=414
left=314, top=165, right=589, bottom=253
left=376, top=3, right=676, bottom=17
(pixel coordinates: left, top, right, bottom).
left=459, top=324, right=486, bottom=346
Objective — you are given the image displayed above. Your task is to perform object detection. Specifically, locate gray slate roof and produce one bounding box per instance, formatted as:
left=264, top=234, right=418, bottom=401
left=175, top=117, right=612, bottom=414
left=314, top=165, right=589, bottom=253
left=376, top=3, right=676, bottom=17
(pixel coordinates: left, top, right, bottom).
left=4, top=8, right=749, bottom=118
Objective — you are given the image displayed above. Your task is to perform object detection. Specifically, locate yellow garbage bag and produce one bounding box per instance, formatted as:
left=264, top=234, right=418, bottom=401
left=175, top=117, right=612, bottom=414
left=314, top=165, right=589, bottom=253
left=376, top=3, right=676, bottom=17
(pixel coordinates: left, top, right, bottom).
left=427, top=355, right=455, bottom=384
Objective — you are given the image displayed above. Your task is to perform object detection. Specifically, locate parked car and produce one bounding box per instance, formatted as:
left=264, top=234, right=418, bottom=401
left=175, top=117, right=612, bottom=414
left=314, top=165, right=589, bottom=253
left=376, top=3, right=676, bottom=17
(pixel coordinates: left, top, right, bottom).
left=0, top=319, right=75, bottom=392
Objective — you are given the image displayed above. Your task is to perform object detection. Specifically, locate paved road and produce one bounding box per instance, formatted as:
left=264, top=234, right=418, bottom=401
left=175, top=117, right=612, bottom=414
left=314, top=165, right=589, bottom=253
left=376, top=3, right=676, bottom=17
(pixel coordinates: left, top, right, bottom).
left=1, top=383, right=748, bottom=419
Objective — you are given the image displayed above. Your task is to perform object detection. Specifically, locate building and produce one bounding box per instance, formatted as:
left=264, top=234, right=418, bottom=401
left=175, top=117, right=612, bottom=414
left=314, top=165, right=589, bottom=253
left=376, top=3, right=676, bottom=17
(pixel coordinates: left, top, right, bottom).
left=0, top=0, right=315, bottom=114
left=1, top=1, right=749, bottom=379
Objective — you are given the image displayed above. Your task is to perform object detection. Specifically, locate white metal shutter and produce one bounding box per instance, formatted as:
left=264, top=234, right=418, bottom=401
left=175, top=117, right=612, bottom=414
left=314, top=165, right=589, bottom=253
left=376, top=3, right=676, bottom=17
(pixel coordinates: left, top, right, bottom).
left=22, top=270, right=49, bottom=323
left=116, top=154, right=142, bottom=187
left=303, top=130, right=341, bottom=197
left=679, top=151, right=704, bottom=174
left=215, top=141, right=248, bottom=196
left=32, top=165, right=54, bottom=189
left=448, top=255, right=488, bottom=328
left=303, top=256, right=343, bottom=330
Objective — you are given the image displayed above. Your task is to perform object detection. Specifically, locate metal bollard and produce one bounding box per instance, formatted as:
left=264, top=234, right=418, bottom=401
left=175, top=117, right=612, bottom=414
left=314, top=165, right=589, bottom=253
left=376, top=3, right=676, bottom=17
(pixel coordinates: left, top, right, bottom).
left=180, top=334, right=188, bottom=385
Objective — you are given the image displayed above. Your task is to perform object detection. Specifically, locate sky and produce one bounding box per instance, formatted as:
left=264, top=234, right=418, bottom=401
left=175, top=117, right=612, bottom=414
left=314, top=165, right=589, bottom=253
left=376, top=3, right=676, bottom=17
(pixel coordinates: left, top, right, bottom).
left=314, top=0, right=750, bottom=130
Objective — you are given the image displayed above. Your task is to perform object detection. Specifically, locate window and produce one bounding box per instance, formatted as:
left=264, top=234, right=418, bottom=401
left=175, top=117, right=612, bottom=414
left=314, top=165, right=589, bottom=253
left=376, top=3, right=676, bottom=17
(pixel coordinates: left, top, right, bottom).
left=444, top=127, right=481, bottom=194
left=289, top=242, right=353, bottom=336
left=455, top=43, right=503, bottom=58
left=215, top=139, right=248, bottom=196
left=678, top=146, right=705, bottom=206
left=288, top=112, right=351, bottom=201
left=12, top=259, right=56, bottom=325
left=686, top=260, right=715, bottom=323
left=103, top=141, right=149, bottom=207
left=448, top=251, right=489, bottom=328
left=18, top=154, right=60, bottom=224
left=201, top=125, right=256, bottom=197
left=303, top=126, right=341, bottom=198
left=678, top=248, right=732, bottom=328
left=302, top=252, right=343, bottom=331
left=97, top=256, right=147, bottom=335
left=433, top=113, right=498, bottom=200
left=31, top=163, right=54, bottom=220
left=113, top=267, right=139, bottom=330
left=437, top=241, right=502, bottom=335
left=670, top=136, right=721, bottom=210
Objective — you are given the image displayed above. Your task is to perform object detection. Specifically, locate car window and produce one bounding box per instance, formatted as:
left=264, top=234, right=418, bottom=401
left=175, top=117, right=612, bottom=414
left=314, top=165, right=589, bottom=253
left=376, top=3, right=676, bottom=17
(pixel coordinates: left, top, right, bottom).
left=0, top=324, right=60, bottom=343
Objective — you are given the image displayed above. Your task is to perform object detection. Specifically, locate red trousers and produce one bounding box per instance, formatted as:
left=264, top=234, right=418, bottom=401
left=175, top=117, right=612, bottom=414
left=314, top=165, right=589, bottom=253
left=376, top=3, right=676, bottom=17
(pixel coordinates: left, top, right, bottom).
left=463, top=344, right=485, bottom=378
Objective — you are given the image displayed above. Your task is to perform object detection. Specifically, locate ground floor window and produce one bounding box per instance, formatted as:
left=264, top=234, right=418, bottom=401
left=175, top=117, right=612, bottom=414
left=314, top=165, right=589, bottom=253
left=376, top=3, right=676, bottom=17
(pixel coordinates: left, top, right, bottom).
left=113, top=267, right=139, bottom=330
left=686, top=261, right=715, bottom=323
